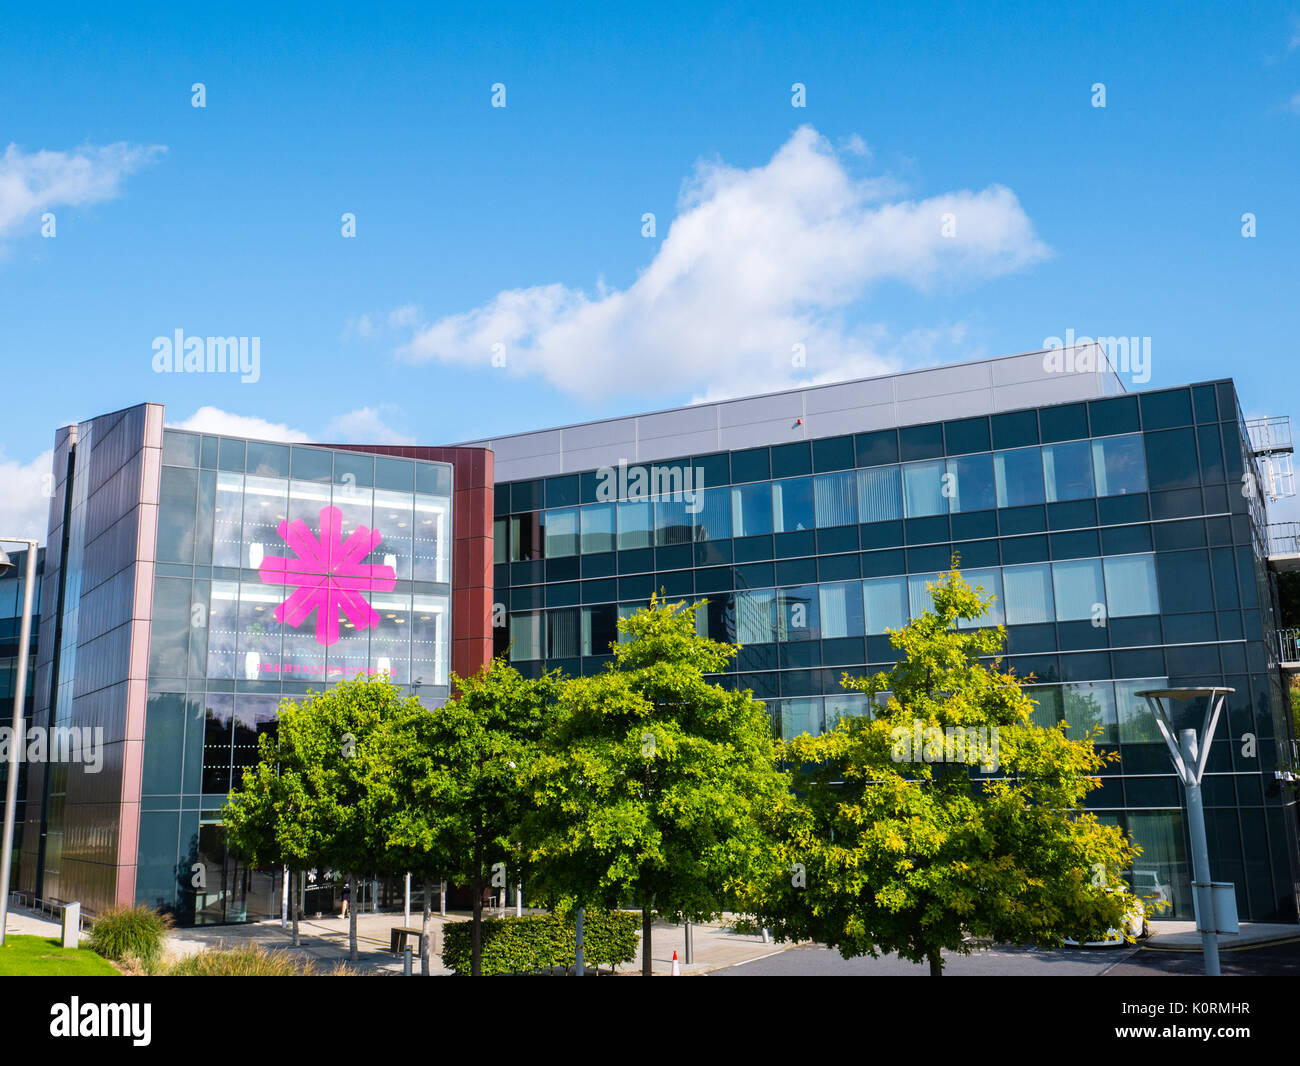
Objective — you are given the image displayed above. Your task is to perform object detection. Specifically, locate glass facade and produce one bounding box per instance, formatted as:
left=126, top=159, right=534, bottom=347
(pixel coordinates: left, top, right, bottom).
left=136, top=431, right=453, bottom=923
left=0, top=547, right=42, bottom=894
left=491, top=382, right=1300, bottom=922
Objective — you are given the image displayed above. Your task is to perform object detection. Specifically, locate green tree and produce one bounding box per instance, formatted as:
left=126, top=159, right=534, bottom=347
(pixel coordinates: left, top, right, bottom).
left=224, top=675, right=414, bottom=961
left=522, top=596, right=791, bottom=975
left=391, top=658, right=558, bottom=977
left=754, top=568, right=1137, bottom=975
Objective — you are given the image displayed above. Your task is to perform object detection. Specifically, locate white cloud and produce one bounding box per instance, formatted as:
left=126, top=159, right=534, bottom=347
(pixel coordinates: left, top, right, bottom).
left=0, top=141, right=165, bottom=240
left=323, top=407, right=415, bottom=445
left=388, top=125, right=1049, bottom=401
left=0, top=448, right=54, bottom=544
left=167, top=407, right=311, bottom=442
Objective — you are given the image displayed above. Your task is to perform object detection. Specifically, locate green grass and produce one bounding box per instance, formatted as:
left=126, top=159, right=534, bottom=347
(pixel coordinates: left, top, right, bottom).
left=0, top=935, right=120, bottom=976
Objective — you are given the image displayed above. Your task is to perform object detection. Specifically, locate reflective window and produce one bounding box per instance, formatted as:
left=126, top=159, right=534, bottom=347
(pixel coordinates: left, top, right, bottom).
left=907, top=572, right=939, bottom=616
left=1092, top=434, right=1147, bottom=496
left=902, top=460, right=946, bottom=518
left=1115, top=677, right=1167, bottom=743
left=694, top=487, right=732, bottom=541
left=509, top=512, right=542, bottom=561
left=1103, top=554, right=1160, bottom=617
left=1052, top=558, right=1105, bottom=621
left=773, top=477, right=815, bottom=533
left=412, top=495, right=451, bottom=583
left=781, top=697, right=824, bottom=740
left=778, top=584, right=820, bottom=641
left=158, top=466, right=198, bottom=563
left=994, top=447, right=1045, bottom=508
left=819, top=581, right=865, bottom=638
left=580, top=503, right=615, bottom=554
left=1003, top=562, right=1054, bottom=624
left=825, top=692, right=870, bottom=730
left=373, top=490, right=415, bottom=581
left=1063, top=680, right=1118, bottom=743
left=736, top=588, right=777, bottom=644
left=731, top=482, right=774, bottom=538
left=946, top=453, right=996, bottom=513
left=960, top=567, right=1005, bottom=627
left=547, top=608, right=580, bottom=658
left=864, top=576, right=908, bottom=634
left=813, top=471, right=857, bottom=528
left=510, top=612, right=543, bottom=660
left=857, top=466, right=903, bottom=523
left=616, top=500, right=653, bottom=550
left=1041, top=440, right=1095, bottom=502
left=493, top=517, right=508, bottom=565
left=241, top=476, right=288, bottom=570
left=545, top=508, right=580, bottom=558
left=653, top=496, right=694, bottom=546
left=411, top=594, right=449, bottom=686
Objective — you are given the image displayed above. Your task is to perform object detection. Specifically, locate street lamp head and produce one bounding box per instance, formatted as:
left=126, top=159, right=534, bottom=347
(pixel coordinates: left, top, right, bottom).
left=0, top=547, right=12, bottom=575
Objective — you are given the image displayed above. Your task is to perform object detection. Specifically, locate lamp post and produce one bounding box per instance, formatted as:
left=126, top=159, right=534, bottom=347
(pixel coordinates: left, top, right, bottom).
left=1136, top=687, right=1237, bottom=976
left=0, top=539, right=39, bottom=948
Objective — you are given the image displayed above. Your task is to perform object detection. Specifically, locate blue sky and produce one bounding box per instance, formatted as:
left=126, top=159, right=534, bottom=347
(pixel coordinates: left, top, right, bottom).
left=2, top=1, right=1299, bottom=537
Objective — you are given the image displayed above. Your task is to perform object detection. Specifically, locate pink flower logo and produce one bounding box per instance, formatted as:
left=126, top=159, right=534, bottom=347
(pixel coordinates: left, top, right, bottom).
left=258, top=505, right=397, bottom=646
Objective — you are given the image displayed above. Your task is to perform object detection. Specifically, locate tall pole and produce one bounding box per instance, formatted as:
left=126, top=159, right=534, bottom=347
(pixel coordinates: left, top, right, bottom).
left=1181, top=729, right=1221, bottom=977
left=0, top=541, right=38, bottom=948
left=575, top=906, right=585, bottom=976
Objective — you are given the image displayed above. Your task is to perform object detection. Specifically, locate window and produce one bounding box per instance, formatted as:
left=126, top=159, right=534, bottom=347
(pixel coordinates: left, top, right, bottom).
left=946, top=453, right=996, bottom=513
left=736, top=588, right=777, bottom=644
left=780, top=698, right=824, bottom=740
left=1052, top=558, right=1105, bottom=621
left=825, top=692, right=870, bottom=730
left=547, top=608, right=580, bottom=658
left=509, top=613, right=543, bottom=660
left=773, top=477, right=815, bottom=533
left=1115, top=678, right=1167, bottom=743
left=581, top=604, right=618, bottom=656
left=580, top=504, right=615, bottom=554
left=857, top=465, right=903, bottom=523
left=616, top=500, right=652, bottom=550
left=813, top=471, right=857, bottom=528
left=493, top=518, right=508, bottom=564
left=1026, top=684, right=1064, bottom=730
left=653, top=496, right=694, bottom=546
left=864, top=576, right=908, bottom=633
left=1103, top=554, right=1159, bottom=617
left=1063, top=681, right=1118, bottom=743
left=695, top=487, right=732, bottom=541
left=902, top=460, right=946, bottom=518
left=1042, top=440, right=1094, bottom=502
left=731, top=482, right=773, bottom=538
left=961, top=567, right=1005, bottom=627
left=544, top=508, right=579, bottom=558
left=819, top=581, right=865, bottom=638
left=994, top=447, right=1045, bottom=508
left=907, top=572, right=940, bottom=617
left=509, top=512, right=543, bottom=561
left=777, top=585, right=819, bottom=641
left=1003, top=562, right=1054, bottom=624
left=1092, top=434, right=1147, bottom=496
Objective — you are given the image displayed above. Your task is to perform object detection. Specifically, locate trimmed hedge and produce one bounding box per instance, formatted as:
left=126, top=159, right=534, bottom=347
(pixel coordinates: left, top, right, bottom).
left=442, top=910, right=639, bottom=976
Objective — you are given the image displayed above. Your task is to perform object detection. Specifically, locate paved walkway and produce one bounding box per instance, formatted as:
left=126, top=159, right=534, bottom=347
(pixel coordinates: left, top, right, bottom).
left=1144, top=920, right=1298, bottom=950
left=3, top=908, right=69, bottom=940
left=164, top=910, right=788, bottom=975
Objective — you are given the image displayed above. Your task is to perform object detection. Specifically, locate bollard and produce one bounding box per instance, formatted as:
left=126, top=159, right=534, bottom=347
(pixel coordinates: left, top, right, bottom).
left=62, top=903, right=80, bottom=949
left=404, top=945, right=413, bottom=976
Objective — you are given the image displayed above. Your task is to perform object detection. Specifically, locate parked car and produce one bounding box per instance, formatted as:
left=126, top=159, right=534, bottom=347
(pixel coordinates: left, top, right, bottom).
left=1062, top=892, right=1149, bottom=948
left=1131, top=869, right=1174, bottom=912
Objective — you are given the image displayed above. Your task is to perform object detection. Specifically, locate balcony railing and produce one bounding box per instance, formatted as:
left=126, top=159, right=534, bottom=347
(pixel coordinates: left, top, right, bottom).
left=1247, top=415, right=1294, bottom=455
left=1267, top=522, right=1300, bottom=557
left=1277, top=628, right=1300, bottom=666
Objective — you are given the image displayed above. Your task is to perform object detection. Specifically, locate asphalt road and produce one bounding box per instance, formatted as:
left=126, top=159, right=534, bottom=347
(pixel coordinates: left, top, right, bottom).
left=713, top=937, right=1300, bottom=976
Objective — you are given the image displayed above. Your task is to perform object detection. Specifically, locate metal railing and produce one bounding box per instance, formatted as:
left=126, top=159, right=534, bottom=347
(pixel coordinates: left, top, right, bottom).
left=1267, top=522, right=1300, bottom=557
left=1277, top=628, right=1300, bottom=666
left=7, top=890, right=89, bottom=933
left=1246, top=415, right=1294, bottom=455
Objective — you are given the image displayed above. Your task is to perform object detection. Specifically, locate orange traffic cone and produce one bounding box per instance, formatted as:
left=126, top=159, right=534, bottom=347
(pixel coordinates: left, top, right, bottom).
left=671, top=950, right=680, bottom=976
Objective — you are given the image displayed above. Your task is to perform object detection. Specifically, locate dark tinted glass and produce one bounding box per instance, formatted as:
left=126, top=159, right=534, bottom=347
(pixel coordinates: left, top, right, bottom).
left=730, top=447, right=771, bottom=484
left=898, top=423, right=944, bottom=461
left=812, top=436, right=855, bottom=472
left=1089, top=396, right=1140, bottom=436
left=855, top=430, right=899, bottom=467
left=1039, top=402, right=1089, bottom=444
left=545, top=474, right=580, bottom=508
left=991, top=410, right=1038, bottom=449
left=1145, top=428, right=1200, bottom=490
left=771, top=441, right=812, bottom=478
left=1139, top=389, right=1193, bottom=430
left=943, top=417, right=990, bottom=455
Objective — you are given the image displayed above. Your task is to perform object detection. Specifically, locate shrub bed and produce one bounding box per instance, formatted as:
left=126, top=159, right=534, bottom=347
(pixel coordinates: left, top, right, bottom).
left=87, top=905, right=172, bottom=968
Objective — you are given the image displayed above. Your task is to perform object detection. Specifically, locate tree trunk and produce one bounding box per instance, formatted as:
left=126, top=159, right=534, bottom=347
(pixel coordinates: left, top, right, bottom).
left=928, top=950, right=942, bottom=977
left=641, top=905, right=653, bottom=977
left=471, top=839, right=484, bottom=977
left=291, top=870, right=300, bottom=947
left=348, top=873, right=359, bottom=962
left=421, top=876, right=433, bottom=976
